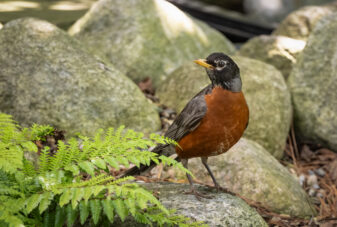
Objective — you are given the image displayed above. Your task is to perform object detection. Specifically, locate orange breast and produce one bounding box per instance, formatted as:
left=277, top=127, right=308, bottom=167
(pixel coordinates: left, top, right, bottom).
left=176, top=86, right=249, bottom=159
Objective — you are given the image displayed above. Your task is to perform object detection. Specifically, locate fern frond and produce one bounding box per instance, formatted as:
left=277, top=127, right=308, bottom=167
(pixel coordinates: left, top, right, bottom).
left=29, top=124, right=54, bottom=141
left=1, top=116, right=206, bottom=227
left=0, top=141, right=23, bottom=173
left=38, top=147, right=50, bottom=174
left=22, top=159, right=37, bottom=177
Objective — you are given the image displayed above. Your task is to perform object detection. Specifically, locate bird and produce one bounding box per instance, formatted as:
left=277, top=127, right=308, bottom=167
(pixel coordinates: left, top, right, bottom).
left=124, top=53, right=249, bottom=199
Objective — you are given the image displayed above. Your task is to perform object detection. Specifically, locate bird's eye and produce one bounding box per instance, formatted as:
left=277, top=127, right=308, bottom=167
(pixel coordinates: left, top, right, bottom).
left=217, top=60, right=226, bottom=68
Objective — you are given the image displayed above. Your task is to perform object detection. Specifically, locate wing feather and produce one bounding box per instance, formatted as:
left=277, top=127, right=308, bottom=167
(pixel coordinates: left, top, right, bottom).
left=165, top=85, right=212, bottom=141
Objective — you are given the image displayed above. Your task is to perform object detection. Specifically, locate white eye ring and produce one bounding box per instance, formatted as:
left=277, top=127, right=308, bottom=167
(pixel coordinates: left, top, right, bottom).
left=215, top=60, right=227, bottom=70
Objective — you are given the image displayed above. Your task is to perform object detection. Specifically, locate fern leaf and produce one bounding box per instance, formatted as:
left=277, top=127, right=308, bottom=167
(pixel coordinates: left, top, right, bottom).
left=78, top=161, right=95, bottom=176
left=39, top=192, right=54, bottom=214
left=116, top=156, right=129, bottom=168
left=104, top=157, right=119, bottom=170
left=0, top=210, right=24, bottom=227
left=26, top=193, right=43, bottom=214
left=29, top=124, right=54, bottom=141
left=64, top=164, right=80, bottom=176
left=83, top=187, right=93, bottom=202
left=66, top=204, right=78, bottom=227
left=91, top=158, right=107, bottom=170
left=79, top=201, right=89, bottom=225
left=21, top=141, right=38, bottom=153
left=0, top=142, right=23, bottom=173
left=124, top=197, right=136, bottom=217
left=89, top=199, right=102, bottom=225
left=112, top=198, right=128, bottom=222
left=93, top=185, right=105, bottom=197
left=54, top=206, right=66, bottom=227
left=50, top=141, right=67, bottom=171
left=38, top=147, right=50, bottom=173
left=59, top=188, right=73, bottom=207
left=71, top=188, right=84, bottom=209
left=42, top=207, right=53, bottom=227
left=101, top=199, right=114, bottom=223
left=22, top=159, right=36, bottom=176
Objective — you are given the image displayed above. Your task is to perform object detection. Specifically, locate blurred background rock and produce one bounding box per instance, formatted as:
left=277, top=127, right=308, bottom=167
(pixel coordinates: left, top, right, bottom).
left=0, top=0, right=336, bottom=42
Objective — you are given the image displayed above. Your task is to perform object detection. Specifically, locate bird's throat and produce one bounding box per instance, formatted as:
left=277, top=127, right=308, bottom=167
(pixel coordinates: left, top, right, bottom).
left=213, top=77, right=242, bottom=92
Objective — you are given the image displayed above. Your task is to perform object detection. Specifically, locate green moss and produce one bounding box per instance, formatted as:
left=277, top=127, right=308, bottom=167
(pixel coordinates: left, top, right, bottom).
left=0, top=18, right=160, bottom=137
left=288, top=13, right=337, bottom=151
left=68, top=0, right=235, bottom=87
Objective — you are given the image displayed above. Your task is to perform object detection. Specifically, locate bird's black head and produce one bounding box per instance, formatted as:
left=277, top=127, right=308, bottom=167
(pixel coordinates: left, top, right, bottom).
left=194, top=53, right=241, bottom=92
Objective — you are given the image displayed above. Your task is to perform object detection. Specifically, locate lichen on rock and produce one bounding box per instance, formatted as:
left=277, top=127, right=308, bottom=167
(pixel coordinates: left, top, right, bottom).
left=0, top=18, right=160, bottom=137
left=288, top=13, right=337, bottom=151
left=160, top=138, right=316, bottom=218
left=68, top=0, right=235, bottom=87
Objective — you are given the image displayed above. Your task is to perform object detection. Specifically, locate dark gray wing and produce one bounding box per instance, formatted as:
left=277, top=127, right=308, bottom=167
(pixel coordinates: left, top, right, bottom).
left=121, top=85, right=212, bottom=177
left=165, top=84, right=212, bottom=141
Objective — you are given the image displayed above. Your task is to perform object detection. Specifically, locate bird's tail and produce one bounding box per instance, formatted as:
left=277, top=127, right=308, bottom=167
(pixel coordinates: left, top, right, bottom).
left=120, top=144, right=176, bottom=177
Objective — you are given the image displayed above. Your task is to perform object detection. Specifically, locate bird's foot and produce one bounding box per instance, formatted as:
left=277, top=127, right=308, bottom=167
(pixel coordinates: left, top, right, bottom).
left=184, top=188, right=213, bottom=200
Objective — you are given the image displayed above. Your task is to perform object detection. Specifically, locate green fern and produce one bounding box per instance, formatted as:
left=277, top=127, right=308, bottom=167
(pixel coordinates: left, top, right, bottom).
left=0, top=113, right=206, bottom=227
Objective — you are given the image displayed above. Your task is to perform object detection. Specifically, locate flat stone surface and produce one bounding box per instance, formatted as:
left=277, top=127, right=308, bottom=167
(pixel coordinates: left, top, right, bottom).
left=161, top=138, right=316, bottom=218
left=157, top=56, right=292, bottom=158
left=112, top=182, right=267, bottom=227
left=288, top=13, right=337, bottom=151
left=69, top=0, right=235, bottom=87
left=0, top=18, right=160, bottom=137
left=238, top=35, right=306, bottom=78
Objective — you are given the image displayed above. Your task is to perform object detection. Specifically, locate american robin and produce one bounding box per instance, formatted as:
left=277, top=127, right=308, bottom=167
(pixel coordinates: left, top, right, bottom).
left=125, top=53, right=249, bottom=198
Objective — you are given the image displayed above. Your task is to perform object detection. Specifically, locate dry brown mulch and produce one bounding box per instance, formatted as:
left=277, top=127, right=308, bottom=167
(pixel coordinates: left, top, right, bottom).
left=276, top=125, right=337, bottom=227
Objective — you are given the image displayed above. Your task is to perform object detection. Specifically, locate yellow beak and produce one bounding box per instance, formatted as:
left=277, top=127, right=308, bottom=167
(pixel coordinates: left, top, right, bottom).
left=193, top=59, right=214, bottom=69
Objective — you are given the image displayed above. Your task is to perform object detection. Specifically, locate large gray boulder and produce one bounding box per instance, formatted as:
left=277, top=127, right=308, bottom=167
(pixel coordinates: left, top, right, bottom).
left=157, top=56, right=292, bottom=158
left=113, top=182, right=268, bottom=227
left=288, top=13, right=337, bottom=151
left=238, top=35, right=306, bottom=78
left=273, top=3, right=337, bottom=40
left=160, top=138, right=316, bottom=218
left=68, top=0, right=235, bottom=87
left=0, top=18, right=160, bottom=136
left=243, top=0, right=295, bottom=24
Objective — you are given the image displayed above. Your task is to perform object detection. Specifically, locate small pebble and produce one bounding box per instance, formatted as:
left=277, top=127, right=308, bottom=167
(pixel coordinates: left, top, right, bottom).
left=317, top=189, right=325, bottom=198
left=308, top=170, right=315, bottom=175
left=307, top=174, right=318, bottom=186
left=308, top=188, right=316, bottom=196
left=315, top=168, right=326, bottom=177
left=299, top=174, right=305, bottom=186
left=312, top=183, right=320, bottom=190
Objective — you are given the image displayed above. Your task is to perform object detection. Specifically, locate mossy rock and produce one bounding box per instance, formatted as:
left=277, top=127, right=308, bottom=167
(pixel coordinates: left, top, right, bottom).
left=0, top=18, right=160, bottom=137
left=113, top=182, right=267, bottom=227
left=238, top=35, right=306, bottom=78
left=68, top=0, right=235, bottom=87
left=160, top=138, right=316, bottom=218
left=157, top=56, right=292, bottom=158
left=288, top=13, right=337, bottom=151
left=273, top=3, right=337, bottom=40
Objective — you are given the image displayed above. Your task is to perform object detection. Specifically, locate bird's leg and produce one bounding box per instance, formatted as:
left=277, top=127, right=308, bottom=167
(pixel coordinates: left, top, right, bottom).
left=201, top=157, right=228, bottom=193
left=182, top=159, right=212, bottom=200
